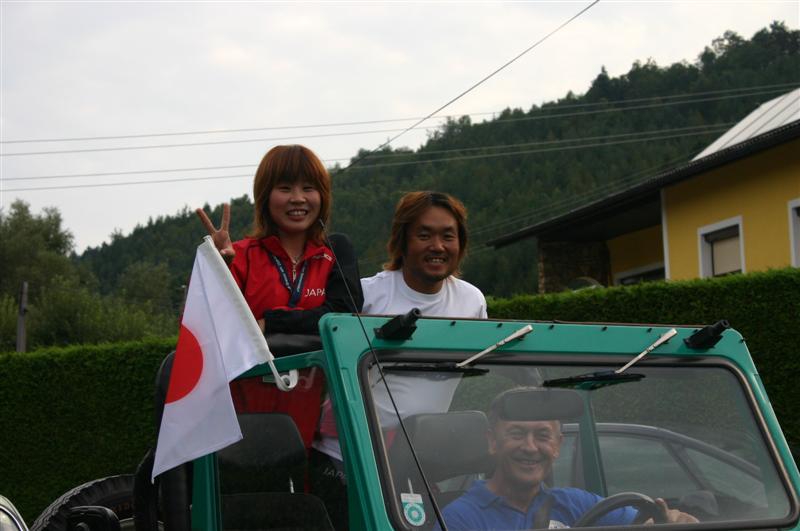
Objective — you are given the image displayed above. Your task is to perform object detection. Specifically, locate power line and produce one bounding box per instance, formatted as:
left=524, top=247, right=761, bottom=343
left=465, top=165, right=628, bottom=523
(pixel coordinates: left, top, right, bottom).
left=357, top=150, right=694, bottom=262
left=3, top=173, right=254, bottom=192
left=489, top=81, right=799, bottom=113
left=6, top=122, right=732, bottom=182
left=1, top=84, right=780, bottom=158
left=3, top=164, right=256, bottom=182
left=348, top=123, right=732, bottom=162
left=3, top=126, right=725, bottom=192
left=469, top=152, right=690, bottom=237
left=0, top=125, right=439, bottom=158
left=5, top=128, right=725, bottom=192
left=2, top=81, right=795, bottom=145
left=343, top=0, right=600, bottom=171
left=464, top=152, right=692, bottom=249
left=460, top=87, right=791, bottom=126
left=1, top=2, right=604, bottom=170
left=340, top=126, right=727, bottom=171
left=0, top=118, right=436, bottom=145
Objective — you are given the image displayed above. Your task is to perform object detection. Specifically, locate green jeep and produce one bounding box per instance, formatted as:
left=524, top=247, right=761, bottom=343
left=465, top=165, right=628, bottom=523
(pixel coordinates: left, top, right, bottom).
left=34, top=314, right=800, bottom=530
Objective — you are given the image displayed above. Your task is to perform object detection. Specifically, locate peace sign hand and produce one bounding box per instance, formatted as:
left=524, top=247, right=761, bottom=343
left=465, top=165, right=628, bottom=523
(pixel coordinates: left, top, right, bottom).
left=196, top=203, right=235, bottom=259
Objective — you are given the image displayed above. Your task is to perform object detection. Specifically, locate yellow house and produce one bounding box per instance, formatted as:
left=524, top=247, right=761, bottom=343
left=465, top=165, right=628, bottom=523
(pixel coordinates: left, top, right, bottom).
left=489, top=89, right=800, bottom=293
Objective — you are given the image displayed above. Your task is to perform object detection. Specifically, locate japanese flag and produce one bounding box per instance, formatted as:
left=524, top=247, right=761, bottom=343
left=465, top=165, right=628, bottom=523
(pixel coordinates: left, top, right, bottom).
left=152, top=236, right=271, bottom=481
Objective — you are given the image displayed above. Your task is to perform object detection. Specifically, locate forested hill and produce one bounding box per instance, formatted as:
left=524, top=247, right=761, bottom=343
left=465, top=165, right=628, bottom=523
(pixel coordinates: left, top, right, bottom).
left=79, top=22, right=799, bottom=302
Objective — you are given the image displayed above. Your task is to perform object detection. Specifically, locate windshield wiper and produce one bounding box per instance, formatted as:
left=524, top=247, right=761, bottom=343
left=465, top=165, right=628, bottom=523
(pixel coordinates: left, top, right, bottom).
left=543, top=370, right=645, bottom=390
left=456, top=324, right=533, bottom=367
left=542, top=328, right=677, bottom=390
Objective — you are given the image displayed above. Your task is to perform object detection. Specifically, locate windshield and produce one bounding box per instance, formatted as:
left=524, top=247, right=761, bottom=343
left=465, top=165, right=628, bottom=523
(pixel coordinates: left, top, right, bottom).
left=363, top=356, right=795, bottom=529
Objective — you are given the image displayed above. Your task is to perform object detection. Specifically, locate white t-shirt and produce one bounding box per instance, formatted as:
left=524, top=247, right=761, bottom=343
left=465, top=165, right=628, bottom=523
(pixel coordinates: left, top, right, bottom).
left=313, top=270, right=487, bottom=461
left=361, top=269, right=487, bottom=318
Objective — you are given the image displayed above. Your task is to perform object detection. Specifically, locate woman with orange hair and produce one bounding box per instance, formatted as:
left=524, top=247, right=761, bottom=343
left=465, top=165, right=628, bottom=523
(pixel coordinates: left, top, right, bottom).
left=196, top=144, right=361, bottom=447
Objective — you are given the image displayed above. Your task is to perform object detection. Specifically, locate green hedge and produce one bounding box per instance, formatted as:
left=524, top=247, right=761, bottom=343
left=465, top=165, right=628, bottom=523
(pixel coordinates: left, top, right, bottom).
left=2, top=268, right=797, bottom=522
left=0, top=337, right=175, bottom=523
left=488, top=267, right=800, bottom=453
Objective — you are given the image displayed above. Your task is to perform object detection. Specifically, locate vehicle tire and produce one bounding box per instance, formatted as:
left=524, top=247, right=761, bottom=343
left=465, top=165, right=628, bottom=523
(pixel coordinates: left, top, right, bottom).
left=31, top=475, right=135, bottom=531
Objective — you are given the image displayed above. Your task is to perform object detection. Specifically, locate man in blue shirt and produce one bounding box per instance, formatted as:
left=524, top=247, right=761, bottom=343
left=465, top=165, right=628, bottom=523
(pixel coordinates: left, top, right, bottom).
left=439, top=388, right=698, bottom=529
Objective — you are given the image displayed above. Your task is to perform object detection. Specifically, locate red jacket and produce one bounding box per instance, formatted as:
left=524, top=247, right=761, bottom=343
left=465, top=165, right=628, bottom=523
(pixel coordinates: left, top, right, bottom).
left=230, top=235, right=334, bottom=318
left=227, top=235, right=338, bottom=448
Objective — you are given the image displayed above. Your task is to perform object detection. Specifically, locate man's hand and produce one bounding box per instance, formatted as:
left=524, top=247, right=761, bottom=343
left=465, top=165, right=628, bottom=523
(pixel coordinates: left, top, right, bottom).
left=655, top=498, right=699, bottom=523
left=196, top=203, right=235, bottom=259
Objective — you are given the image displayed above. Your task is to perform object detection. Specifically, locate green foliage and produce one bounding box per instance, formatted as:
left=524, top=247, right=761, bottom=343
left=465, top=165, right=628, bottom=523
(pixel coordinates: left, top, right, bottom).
left=74, top=24, right=800, bottom=300
left=117, top=261, right=177, bottom=316
left=488, top=267, right=800, bottom=451
left=26, top=276, right=176, bottom=348
left=79, top=197, right=252, bottom=310
left=0, top=201, right=178, bottom=352
left=0, top=294, right=18, bottom=352
left=0, top=199, right=77, bottom=302
left=0, top=337, right=175, bottom=523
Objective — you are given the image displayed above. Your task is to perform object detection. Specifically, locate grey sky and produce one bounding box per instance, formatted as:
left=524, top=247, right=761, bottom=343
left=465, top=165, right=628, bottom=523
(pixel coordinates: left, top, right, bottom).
left=1, top=1, right=797, bottom=252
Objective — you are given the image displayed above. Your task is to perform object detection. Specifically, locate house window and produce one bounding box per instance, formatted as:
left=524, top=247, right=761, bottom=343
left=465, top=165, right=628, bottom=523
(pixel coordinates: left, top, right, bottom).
left=706, top=226, right=741, bottom=276
left=790, top=199, right=800, bottom=267
left=698, top=217, right=744, bottom=278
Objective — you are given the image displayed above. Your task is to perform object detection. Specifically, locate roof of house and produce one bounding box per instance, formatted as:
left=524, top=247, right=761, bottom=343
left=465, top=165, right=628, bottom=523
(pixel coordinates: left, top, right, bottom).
left=694, top=88, right=800, bottom=160
left=488, top=95, right=800, bottom=249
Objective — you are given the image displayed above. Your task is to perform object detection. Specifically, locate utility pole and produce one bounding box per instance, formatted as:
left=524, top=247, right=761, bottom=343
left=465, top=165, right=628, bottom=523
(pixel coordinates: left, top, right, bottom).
left=16, top=281, right=28, bottom=353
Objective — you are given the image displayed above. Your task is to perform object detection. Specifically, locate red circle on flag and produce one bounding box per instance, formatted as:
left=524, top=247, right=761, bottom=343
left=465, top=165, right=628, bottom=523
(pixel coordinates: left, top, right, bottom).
left=166, top=324, right=204, bottom=403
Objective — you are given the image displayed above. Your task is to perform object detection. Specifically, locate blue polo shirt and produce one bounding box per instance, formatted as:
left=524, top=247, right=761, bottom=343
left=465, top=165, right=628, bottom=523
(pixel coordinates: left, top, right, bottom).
left=438, top=481, right=637, bottom=530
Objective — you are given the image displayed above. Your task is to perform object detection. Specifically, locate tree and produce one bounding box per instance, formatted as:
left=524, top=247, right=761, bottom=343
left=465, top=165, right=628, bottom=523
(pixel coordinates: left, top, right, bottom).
left=0, top=200, right=177, bottom=352
left=27, top=275, right=175, bottom=348
left=0, top=200, right=77, bottom=301
left=116, top=261, right=176, bottom=315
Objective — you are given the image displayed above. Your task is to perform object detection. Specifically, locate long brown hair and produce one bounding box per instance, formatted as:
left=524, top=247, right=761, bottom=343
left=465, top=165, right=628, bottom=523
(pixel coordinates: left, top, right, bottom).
left=249, top=145, right=331, bottom=243
left=385, top=191, right=468, bottom=271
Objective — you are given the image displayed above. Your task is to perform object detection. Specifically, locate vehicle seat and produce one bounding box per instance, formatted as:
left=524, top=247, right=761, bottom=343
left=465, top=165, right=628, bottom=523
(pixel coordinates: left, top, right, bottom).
left=387, top=411, right=492, bottom=513
left=218, top=412, right=334, bottom=530
left=217, top=413, right=306, bottom=493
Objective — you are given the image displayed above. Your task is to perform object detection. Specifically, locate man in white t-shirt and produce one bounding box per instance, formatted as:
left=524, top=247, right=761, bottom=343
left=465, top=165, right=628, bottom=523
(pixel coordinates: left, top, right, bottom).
left=316, top=191, right=487, bottom=449
left=361, top=190, right=487, bottom=318
left=359, top=191, right=487, bottom=429
left=312, top=192, right=487, bottom=527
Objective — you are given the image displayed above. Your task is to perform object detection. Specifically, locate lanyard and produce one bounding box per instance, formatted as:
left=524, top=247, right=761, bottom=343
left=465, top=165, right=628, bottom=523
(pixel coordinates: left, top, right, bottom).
left=269, top=252, right=309, bottom=308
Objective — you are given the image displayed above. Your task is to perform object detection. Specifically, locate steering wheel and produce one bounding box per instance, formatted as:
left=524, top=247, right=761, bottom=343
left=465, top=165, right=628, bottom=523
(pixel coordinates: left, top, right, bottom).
left=572, top=492, right=666, bottom=527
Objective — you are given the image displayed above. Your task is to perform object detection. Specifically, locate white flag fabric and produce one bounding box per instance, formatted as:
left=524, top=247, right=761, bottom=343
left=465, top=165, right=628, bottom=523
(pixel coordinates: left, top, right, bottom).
left=152, top=236, right=271, bottom=481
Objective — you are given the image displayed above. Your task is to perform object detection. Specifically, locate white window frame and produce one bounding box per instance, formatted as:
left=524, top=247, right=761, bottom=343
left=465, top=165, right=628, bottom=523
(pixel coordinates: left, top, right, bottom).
left=613, top=261, right=665, bottom=286
left=789, top=198, right=800, bottom=267
left=660, top=189, right=671, bottom=280
left=697, top=216, right=745, bottom=279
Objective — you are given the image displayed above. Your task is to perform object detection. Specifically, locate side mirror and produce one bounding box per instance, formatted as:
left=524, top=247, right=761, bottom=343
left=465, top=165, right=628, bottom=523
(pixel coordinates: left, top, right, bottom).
left=67, top=507, right=120, bottom=531
left=684, top=320, right=730, bottom=349
left=375, top=308, right=421, bottom=340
